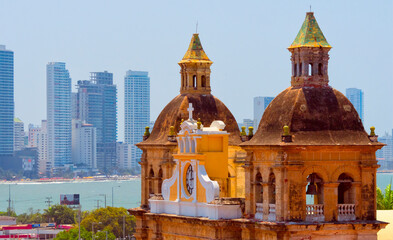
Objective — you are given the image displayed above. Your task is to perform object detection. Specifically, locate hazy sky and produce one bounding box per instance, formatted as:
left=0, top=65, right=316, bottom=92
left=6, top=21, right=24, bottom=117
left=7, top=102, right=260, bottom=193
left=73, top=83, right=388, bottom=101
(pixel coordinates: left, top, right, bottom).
left=0, top=0, right=392, bottom=141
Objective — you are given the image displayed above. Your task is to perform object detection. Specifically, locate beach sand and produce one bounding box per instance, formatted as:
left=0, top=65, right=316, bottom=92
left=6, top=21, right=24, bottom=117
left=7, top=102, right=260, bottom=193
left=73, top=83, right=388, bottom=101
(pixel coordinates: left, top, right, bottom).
left=378, top=210, right=393, bottom=240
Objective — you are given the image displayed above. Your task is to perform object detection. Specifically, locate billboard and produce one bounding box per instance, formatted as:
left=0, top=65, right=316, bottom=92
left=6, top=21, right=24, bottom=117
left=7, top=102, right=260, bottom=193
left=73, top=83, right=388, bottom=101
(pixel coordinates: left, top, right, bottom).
left=60, top=194, right=80, bottom=205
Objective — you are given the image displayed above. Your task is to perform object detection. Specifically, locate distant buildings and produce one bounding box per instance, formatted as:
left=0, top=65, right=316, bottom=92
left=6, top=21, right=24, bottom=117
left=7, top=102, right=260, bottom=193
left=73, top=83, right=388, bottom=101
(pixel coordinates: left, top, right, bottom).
left=74, top=71, right=117, bottom=172
left=28, top=124, right=40, bottom=148
left=116, top=142, right=134, bottom=170
left=346, top=88, right=364, bottom=122
left=238, top=119, right=254, bottom=131
left=71, top=120, right=97, bottom=170
left=13, top=118, right=25, bottom=151
left=37, top=120, right=49, bottom=175
left=46, top=62, right=72, bottom=168
left=124, top=70, right=150, bottom=168
left=0, top=45, right=14, bottom=156
left=376, top=130, right=393, bottom=170
left=253, top=96, right=273, bottom=130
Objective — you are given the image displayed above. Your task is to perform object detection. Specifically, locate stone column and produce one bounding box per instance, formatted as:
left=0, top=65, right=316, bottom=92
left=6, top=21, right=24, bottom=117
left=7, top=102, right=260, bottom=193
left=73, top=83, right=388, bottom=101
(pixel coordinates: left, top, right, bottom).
left=274, top=169, right=283, bottom=221
left=323, top=182, right=339, bottom=221
left=140, top=154, right=149, bottom=209
left=353, top=182, right=362, bottom=219
left=262, top=183, right=269, bottom=221
left=243, top=152, right=253, bottom=216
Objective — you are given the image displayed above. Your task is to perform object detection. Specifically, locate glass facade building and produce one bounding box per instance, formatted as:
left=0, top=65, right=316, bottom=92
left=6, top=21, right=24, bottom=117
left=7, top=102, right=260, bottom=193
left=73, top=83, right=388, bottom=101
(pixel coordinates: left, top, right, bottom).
left=253, top=96, right=274, bottom=130
left=124, top=70, right=150, bottom=169
left=47, top=62, right=72, bottom=167
left=346, top=88, right=364, bottom=122
left=75, top=71, right=117, bottom=171
left=0, top=45, right=14, bottom=156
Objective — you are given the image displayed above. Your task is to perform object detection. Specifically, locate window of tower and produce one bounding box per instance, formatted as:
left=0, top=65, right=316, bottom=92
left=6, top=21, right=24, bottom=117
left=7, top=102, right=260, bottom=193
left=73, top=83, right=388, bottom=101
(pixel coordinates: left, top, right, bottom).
left=308, top=63, right=313, bottom=76
left=299, top=63, right=303, bottom=76
left=201, top=75, right=206, bottom=87
left=149, top=168, right=155, bottom=196
left=318, top=63, right=323, bottom=76
left=268, top=173, right=276, bottom=204
left=338, top=173, right=355, bottom=204
left=158, top=168, right=163, bottom=194
left=294, top=63, right=297, bottom=77
left=193, top=75, right=197, bottom=88
left=255, top=172, right=263, bottom=203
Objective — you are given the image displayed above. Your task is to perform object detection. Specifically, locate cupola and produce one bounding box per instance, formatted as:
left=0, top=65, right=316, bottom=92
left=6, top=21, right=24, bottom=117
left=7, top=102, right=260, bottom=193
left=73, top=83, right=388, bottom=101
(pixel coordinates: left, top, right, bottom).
left=179, top=34, right=213, bottom=94
left=288, top=12, right=332, bottom=88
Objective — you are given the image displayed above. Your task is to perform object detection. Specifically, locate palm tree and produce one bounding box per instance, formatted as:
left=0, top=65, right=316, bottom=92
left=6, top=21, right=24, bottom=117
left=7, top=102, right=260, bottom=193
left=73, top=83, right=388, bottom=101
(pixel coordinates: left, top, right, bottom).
left=377, top=180, right=393, bottom=210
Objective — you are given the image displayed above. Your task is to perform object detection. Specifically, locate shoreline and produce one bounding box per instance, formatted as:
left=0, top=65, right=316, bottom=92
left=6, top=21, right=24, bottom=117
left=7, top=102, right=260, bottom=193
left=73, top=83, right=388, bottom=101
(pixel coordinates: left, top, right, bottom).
left=0, top=175, right=141, bottom=184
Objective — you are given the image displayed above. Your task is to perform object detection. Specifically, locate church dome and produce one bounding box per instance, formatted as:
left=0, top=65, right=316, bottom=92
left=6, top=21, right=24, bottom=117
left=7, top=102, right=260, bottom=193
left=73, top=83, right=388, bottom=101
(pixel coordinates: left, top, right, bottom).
left=246, top=86, right=371, bottom=145
left=244, top=12, right=374, bottom=146
left=140, top=93, right=241, bottom=146
left=139, top=34, right=241, bottom=146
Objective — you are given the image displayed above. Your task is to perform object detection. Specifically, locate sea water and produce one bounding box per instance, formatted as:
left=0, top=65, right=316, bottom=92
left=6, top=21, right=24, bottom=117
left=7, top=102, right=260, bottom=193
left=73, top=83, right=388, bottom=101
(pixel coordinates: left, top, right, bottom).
left=0, top=174, right=392, bottom=214
left=0, top=179, right=141, bottom=214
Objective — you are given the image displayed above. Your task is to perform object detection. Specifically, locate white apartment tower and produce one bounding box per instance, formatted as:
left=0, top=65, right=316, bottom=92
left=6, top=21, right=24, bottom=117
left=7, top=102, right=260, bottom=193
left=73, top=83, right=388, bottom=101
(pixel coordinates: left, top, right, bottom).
left=46, top=62, right=72, bottom=168
left=38, top=120, right=49, bottom=175
left=116, top=142, right=134, bottom=169
left=13, top=118, right=25, bottom=151
left=72, top=119, right=97, bottom=169
left=124, top=70, right=150, bottom=167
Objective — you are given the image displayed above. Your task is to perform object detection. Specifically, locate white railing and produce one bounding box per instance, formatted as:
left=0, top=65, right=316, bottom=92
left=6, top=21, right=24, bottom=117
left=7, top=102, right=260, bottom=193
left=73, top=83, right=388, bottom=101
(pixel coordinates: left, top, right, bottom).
left=255, top=203, right=263, bottom=220
left=268, top=204, right=276, bottom=221
left=338, top=204, right=356, bottom=221
left=305, top=204, right=325, bottom=222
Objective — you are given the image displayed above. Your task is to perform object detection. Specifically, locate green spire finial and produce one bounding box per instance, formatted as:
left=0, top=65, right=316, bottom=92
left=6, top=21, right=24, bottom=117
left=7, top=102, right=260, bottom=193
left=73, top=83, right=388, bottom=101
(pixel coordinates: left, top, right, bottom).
left=370, top=126, right=376, bottom=136
left=144, top=126, right=150, bottom=137
left=197, top=118, right=202, bottom=129
left=248, top=126, right=254, bottom=137
left=240, top=126, right=247, bottom=136
left=169, top=126, right=175, bottom=136
left=283, top=125, right=290, bottom=136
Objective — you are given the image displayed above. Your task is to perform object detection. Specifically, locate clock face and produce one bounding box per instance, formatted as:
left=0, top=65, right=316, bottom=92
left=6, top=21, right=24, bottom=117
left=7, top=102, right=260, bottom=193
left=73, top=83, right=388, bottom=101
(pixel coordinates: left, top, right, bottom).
left=185, top=165, right=194, bottom=195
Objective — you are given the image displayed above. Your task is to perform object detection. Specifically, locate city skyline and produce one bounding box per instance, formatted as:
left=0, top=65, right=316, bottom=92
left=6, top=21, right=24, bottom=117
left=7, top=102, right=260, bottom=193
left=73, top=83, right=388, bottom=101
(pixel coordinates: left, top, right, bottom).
left=0, top=1, right=392, bottom=141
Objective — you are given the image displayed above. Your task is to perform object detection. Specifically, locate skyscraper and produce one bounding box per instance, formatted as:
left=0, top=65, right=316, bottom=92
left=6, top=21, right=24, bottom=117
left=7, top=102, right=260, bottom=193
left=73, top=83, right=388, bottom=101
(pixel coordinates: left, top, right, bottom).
left=72, top=119, right=97, bottom=169
left=253, top=96, right=274, bottom=130
left=75, top=71, right=117, bottom=171
left=124, top=70, right=150, bottom=168
left=47, top=62, right=72, bottom=168
left=13, top=118, right=25, bottom=151
left=37, top=120, right=49, bottom=175
left=0, top=45, right=14, bottom=156
left=346, top=88, right=364, bottom=122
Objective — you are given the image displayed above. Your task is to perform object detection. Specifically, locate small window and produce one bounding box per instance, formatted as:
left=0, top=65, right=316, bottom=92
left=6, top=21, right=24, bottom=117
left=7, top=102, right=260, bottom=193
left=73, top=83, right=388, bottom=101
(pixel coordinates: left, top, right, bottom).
left=308, top=63, right=313, bottom=76
left=299, top=63, right=303, bottom=76
left=294, top=63, right=297, bottom=77
left=318, top=63, right=323, bottom=76
left=193, top=75, right=197, bottom=88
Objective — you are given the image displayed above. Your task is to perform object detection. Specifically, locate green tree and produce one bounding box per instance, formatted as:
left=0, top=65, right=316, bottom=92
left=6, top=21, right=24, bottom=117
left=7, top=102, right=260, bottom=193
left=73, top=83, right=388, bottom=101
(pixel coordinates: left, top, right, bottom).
left=43, top=205, right=76, bottom=225
left=377, top=184, right=393, bottom=210
left=17, top=208, right=44, bottom=224
left=54, top=226, right=92, bottom=240
left=81, top=207, right=135, bottom=238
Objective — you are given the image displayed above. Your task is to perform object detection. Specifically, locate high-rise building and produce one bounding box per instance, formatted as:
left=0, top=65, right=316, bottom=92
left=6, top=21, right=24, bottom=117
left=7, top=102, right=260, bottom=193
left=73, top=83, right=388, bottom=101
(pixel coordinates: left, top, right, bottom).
left=13, top=118, right=25, bottom=151
left=253, top=96, right=274, bottom=130
left=124, top=70, right=150, bottom=167
left=0, top=45, right=14, bottom=156
left=72, top=119, right=97, bottom=169
left=116, top=142, right=134, bottom=170
left=47, top=62, right=72, bottom=168
left=376, top=130, right=393, bottom=170
left=37, top=120, right=49, bottom=175
left=71, top=92, right=78, bottom=119
left=75, top=71, right=117, bottom=171
left=239, top=119, right=254, bottom=130
left=28, top=124, right=41, bottom=148
left=345, top=88, right=364, bottom=122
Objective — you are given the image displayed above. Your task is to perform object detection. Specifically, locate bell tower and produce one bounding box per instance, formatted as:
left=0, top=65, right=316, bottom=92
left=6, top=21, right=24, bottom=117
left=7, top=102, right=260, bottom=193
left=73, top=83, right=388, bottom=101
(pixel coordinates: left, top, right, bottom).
left=288, top=12, right=332, bottom=88
left=179, top=34, right=212, bottom=94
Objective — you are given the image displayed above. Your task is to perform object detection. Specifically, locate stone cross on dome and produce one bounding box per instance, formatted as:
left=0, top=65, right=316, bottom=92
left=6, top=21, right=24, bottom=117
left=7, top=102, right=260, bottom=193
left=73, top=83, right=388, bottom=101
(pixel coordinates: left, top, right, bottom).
left=187, top=103, right=194, bottom=120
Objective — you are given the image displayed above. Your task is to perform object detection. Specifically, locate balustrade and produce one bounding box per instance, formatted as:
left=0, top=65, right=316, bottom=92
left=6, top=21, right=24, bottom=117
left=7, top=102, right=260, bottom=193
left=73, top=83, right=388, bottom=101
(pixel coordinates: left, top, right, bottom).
left=255, top=203, right=263, bottom=220
left=268, top=204, right=276, bottom=221
left=338, top=204, right=355, bottom=221
left=305, top=204, right=324, bottom=222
